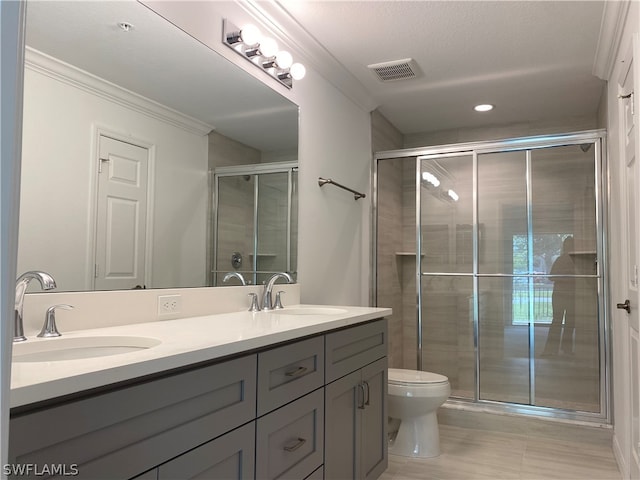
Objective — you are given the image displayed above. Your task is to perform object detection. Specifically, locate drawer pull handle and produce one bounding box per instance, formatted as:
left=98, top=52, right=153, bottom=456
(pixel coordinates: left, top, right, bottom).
left=285, top=366, right=308, bottom=377
left=357, top=383, right=366, bottom=409
left=363, top=380, right=371, bottom=406
left=284, top=437, right=307, bottom=452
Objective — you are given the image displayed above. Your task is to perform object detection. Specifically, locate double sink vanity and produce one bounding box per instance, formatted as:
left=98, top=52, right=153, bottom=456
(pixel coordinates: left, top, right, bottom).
left=9, top=289, right=391, bottom=480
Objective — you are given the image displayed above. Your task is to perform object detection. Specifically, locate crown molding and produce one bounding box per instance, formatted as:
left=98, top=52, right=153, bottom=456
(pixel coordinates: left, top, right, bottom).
left=593, top=0, right=631, bottom=81
left=24, top=47, right=213, bottom=136
left=236, top=0, right=379, bottom=113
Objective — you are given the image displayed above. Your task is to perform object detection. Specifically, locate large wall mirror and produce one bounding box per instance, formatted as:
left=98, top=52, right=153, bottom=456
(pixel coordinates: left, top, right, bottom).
left=18, top=0, right=299, bottom=292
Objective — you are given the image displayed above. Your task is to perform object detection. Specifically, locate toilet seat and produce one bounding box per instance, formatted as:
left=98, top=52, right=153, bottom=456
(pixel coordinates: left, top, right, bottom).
left=389, top=368, right=449, bottom=385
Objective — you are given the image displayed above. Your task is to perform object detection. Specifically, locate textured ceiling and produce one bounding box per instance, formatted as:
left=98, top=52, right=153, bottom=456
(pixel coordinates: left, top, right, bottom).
left=278, top=0, right=606, bottom=134
left=25, top=1, right=298, bottom=153
left=25, top=0, right=607, bottom=142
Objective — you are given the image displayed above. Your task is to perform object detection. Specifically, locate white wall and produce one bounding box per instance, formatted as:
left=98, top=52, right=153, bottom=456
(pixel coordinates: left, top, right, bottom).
left=19, top=52, right=209, bottom=291
left=295, top=73, right=372, bottom=305
left=142, top=1, right=375, bottom=306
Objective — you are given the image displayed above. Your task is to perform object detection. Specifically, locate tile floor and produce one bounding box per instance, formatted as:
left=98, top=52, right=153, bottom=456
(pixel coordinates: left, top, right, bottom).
left=380, top=409, right=622, bottom=480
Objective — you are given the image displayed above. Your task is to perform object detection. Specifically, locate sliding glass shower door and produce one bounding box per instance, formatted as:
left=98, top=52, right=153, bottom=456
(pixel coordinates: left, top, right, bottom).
left=376, top=130, right=608, bottom=422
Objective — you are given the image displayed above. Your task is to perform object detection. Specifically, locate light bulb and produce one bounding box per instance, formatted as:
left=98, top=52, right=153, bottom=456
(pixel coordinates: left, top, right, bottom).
left=290, top=63, right=306, bottom=80
left=240, top=24, right=260, bottom=46
left=421, top=171, right=440, bottom=187
left=259, top=37, right=278, bottom=58
left=447, top=189, right=459, bottom=202
left=474, top=104, right=494, bottom=112
left=275, top=51, right=293, bottom=69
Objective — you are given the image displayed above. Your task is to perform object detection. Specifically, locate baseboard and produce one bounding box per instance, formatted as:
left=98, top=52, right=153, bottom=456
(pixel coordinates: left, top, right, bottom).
left=612, top=433, right=630, bottom=479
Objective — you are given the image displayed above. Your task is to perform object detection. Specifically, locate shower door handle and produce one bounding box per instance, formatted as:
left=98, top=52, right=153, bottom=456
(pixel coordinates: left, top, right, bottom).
left=617, top=299, right=631, bottom=313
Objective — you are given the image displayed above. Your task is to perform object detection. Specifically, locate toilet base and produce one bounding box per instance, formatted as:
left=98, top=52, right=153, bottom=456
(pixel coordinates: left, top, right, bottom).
left=388, top=411, right=441, bottom=458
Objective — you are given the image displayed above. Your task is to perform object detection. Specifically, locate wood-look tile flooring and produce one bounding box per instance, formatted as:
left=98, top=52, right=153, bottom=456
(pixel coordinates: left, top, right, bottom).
left=380, top=418, right=621, bottom=480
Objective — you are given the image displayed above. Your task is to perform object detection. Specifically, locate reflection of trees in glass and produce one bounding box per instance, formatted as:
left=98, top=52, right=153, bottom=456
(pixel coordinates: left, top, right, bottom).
left=511, top=233, right=572, bottom=325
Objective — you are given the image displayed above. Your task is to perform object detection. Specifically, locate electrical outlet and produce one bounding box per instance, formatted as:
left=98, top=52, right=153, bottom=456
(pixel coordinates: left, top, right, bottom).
left=158, top=294, right=182, bottom=315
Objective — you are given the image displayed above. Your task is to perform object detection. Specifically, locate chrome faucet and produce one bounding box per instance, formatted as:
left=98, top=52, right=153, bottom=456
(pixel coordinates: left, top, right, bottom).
left=14, top=271, right=57, bottom=342
left=261, top=272, right=293, bottom=311
left=223, top=272, right=248, bottom=286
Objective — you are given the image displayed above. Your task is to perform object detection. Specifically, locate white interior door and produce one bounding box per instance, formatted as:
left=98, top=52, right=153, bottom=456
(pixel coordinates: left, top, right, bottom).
left=94, top=135, right=149, bottom=290
left=620, top=40, right=640, bottom=480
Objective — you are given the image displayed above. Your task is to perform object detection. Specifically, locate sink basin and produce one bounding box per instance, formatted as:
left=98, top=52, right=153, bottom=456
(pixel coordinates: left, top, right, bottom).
left=275, top=307, right=348, bottom=316
left=12, top=336, right=161, bottom=363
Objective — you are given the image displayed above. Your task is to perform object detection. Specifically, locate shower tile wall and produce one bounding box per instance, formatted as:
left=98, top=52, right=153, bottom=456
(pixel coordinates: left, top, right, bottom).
left=377, top=159, right=405, bottom=368
left=208, top=131, right=261, bottom=168
left=255, top=173, right=289, bottom=284
left=372, top=110, right=404, bottom=368
left=400, top=160, right=418, bottom=369
left=215, top=176, right=255, bottom=284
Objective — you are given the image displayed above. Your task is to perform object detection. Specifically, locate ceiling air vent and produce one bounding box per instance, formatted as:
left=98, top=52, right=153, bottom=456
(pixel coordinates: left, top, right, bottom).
left=367, top=58, right=419, bottom=82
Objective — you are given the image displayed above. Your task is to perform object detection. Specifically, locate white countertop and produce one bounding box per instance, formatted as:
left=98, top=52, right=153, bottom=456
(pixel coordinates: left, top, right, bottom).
left=10, top=305, right=391, bottom=408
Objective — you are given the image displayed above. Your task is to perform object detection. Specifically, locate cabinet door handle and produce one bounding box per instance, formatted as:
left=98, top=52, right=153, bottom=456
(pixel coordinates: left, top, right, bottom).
left=357, top=382, right=366, bottom=409
left=285, top=366, right=308, bottom=377
left=284, top=437, right=307, bottom=452
left=363, top=380, right=371, bottom=406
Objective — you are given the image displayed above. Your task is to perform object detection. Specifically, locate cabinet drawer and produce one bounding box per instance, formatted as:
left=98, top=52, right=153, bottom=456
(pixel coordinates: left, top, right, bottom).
left=257, top=336, right=324, bottom=416
left=158, top=422, right=255, bottom=480
left=9, top=355, right=257, bottom=479
left=256, top=389, right=324, bottom=480
left=325, top=319, right=387, bottom=382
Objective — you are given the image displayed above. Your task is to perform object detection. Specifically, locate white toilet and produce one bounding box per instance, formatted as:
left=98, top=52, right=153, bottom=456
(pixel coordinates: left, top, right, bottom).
left=387, top=368, right=451, bottom=458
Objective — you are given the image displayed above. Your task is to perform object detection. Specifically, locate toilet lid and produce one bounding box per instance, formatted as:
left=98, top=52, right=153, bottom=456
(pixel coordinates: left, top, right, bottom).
left=388, top=368, right=449, bottom=385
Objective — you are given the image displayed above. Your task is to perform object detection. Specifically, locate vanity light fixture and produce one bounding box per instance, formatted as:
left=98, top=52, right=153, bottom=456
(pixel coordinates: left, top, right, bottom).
left=474, top=104, right=494, bottom=112
left=223, top=19, right=305, bottom=89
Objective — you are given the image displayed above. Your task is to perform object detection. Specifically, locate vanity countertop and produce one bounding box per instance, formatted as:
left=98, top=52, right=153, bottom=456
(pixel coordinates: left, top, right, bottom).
left=10, top=305, right=391, bottom=408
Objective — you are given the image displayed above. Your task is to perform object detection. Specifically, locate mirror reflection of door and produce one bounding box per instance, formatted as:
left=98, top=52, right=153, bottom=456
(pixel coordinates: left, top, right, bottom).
left=94, top=135, right=149, bottom=290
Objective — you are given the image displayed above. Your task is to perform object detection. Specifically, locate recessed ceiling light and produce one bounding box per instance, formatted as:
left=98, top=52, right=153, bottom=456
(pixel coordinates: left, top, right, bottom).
left=474, top=104, right=494, bottom=112
left=118, top=22, right=134, bottom=32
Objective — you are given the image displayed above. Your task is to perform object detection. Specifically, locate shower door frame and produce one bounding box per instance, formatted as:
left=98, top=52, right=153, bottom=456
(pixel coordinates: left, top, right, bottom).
left=372, top=129, right=611, bottom=424
left=211, top=161, right=298, bottom=287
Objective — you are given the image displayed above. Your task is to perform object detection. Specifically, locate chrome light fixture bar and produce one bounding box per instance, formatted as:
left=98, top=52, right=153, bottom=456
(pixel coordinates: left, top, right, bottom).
left=223, top=19, right=306, bottom=89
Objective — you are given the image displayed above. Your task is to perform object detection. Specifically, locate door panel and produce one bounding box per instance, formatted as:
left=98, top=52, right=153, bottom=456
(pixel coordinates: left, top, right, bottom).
left=361, top=357, right=388, bottom=480
left=324, top=370, right=361, bottom=480
left=95, top=135, right=148, bottom=290
left=621, top=44, right=640, bottom=479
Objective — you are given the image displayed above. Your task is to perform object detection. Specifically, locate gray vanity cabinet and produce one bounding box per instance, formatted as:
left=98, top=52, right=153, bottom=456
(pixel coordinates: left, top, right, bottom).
left=257, top=336, right=324, bottom=416
left=157, top=422, right=255, bottom=480
left=9, top=355, right=257, bottom=480
left=325, top=321, right=388, bottom=480
left=256, top=389, right=324, bottom=479
left=9, top=318, right=388, bottom=480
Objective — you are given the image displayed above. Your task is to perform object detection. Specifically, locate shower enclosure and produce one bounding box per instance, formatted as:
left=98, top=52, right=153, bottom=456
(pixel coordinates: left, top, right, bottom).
left=374, top=130, right=609, bottom=423
left=211, top=162, right=298, bottom=286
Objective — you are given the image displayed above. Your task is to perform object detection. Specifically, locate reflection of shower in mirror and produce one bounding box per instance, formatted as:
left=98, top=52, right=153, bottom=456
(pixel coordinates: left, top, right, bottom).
left=212, top=162, right=298, bottom=287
